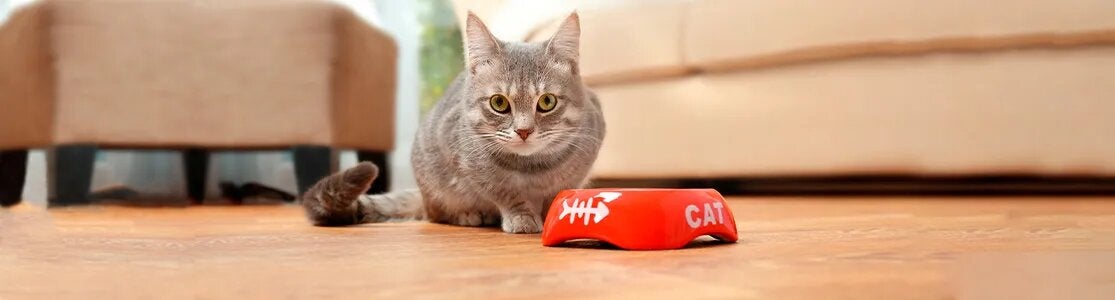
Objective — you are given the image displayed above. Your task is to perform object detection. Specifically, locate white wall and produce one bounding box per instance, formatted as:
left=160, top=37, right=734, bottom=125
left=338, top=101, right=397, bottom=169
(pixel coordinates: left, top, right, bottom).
left=371, top=0, right=421, bottom=192
left=0, top=0, right=7, bottom=23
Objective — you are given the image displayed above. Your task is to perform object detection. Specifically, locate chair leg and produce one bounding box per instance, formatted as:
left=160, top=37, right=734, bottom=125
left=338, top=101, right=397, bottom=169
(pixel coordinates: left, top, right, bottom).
left=357, top=151, right=389, bottom=194
left=292, top=146, right=332, bottom=196
left=0, top=149, right=29, bottom=207
left=49, top=145, right=96, bottom=207
left=183, top=148, right=209, bottom=205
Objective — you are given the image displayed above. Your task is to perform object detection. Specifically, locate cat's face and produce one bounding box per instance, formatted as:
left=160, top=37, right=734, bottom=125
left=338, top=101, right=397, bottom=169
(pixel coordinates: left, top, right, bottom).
left=463, top=12, right=586, bottom=156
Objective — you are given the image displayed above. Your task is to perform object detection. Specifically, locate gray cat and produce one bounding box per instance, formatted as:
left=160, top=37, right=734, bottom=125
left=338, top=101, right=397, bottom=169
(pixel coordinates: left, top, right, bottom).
left=301, top=12, right=604, bottom=234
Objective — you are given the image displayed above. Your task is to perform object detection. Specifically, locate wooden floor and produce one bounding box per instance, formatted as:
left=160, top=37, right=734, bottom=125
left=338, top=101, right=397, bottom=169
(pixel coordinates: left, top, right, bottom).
left=2, top=197, right=1114, bottom=299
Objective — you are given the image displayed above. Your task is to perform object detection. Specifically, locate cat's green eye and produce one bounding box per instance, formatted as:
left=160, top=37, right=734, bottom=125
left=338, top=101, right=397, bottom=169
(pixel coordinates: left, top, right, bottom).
left=489, top=94, right=511, bottom=114
left=537, top=93, right=558, bottom=112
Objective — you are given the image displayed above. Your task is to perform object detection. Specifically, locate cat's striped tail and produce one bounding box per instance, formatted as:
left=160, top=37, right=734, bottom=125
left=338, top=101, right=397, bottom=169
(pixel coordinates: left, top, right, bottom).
left=300, top=162, right=424, bottom=226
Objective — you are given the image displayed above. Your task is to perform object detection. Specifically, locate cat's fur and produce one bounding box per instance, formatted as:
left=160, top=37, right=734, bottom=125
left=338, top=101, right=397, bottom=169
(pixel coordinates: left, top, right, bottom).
left=300, top=12, right=604, bottom=233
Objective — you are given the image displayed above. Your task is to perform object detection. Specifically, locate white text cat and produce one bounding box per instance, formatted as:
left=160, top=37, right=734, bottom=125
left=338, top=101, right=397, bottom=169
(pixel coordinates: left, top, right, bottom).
left=684, top=202, right=726, bottom=229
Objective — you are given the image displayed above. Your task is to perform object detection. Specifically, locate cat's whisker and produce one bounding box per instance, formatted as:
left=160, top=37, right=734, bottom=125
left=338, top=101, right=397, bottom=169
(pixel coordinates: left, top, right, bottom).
left=548, top=135, right=594, bottom=158
left=448, top=133, right=497, bottom=150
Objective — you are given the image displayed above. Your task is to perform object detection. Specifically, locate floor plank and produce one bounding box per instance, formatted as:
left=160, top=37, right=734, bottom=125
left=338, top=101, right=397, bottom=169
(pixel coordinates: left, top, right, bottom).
left=2, top=197, right=1114, bottom=299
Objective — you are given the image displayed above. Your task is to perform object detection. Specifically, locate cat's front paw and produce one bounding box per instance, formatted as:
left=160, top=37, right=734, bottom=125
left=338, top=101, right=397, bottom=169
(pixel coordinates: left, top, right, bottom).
left=501, top=214, right=543, bottom=234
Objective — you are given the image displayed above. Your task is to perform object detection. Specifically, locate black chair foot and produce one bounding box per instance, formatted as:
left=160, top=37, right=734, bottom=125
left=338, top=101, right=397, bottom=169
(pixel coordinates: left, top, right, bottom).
left=49, top=145, right=96, bottom=207
left=0, top=149, right=29, bottom=207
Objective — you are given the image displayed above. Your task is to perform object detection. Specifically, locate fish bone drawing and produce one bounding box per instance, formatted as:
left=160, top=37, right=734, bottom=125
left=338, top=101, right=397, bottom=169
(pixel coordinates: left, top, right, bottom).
left=558, top=192, right=622, bottom=225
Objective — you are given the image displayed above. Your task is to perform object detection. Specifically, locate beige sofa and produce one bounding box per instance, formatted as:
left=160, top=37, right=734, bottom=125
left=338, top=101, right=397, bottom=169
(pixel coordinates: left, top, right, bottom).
left=519, top=0, right=1115, bottom=179
left=0, top=0, right=397, bottom=206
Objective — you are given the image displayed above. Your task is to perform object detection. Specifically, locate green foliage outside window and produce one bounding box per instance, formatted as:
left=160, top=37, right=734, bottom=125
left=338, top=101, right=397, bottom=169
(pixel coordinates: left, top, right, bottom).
left=417, top=0, right=464, bottom=116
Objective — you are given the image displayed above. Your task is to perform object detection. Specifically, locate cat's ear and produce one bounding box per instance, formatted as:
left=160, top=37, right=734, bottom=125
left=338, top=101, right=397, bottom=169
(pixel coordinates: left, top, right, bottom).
left=546, top=12, right=581, bottom=72
left=464, top=11, right=502, bottom=74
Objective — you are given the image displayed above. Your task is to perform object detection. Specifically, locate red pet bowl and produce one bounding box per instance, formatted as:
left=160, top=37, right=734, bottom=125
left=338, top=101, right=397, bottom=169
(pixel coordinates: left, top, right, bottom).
left=541, top=189, right=738, bottom=250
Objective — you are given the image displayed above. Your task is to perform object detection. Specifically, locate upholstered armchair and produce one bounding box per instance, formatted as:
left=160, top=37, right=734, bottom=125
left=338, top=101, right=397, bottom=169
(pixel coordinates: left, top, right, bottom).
left=0, top=0, right=397, bottom=206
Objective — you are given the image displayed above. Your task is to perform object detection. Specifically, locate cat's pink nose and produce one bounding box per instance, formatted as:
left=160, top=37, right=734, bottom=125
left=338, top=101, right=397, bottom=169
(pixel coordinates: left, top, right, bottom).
left=515, top=128, right=534, bottom=140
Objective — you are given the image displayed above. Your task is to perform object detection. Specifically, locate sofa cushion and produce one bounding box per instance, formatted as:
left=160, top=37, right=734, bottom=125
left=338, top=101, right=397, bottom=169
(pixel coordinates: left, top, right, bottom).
left=591, top=47, right=1115, bottom=178
left=526, top=1, right=690, bottom=85
left=685, top=0, right=1115, bottom=71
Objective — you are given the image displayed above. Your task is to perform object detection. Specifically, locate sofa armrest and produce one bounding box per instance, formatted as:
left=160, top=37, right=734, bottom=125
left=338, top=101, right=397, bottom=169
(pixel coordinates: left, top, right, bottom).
left=331, top=10, right=398, bottom=151
left=0, top=2, right=54, bottom=150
